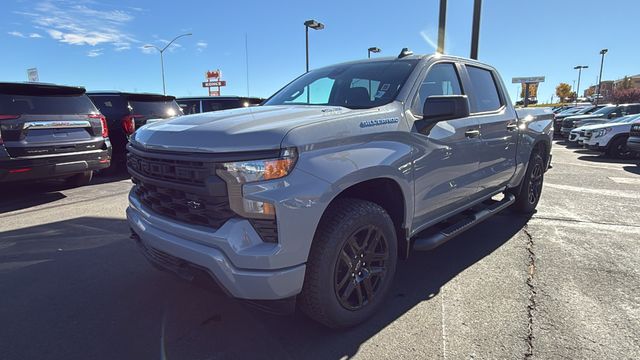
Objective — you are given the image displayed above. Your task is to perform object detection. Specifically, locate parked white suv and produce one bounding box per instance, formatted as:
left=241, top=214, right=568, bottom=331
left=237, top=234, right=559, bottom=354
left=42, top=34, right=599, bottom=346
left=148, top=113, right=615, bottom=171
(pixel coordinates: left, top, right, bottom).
left=582, top=114, right=640, bottom=158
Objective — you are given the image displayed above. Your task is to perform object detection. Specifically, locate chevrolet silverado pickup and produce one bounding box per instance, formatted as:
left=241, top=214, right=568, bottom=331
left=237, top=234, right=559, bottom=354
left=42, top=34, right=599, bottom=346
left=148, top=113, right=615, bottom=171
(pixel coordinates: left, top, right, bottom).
left=127, top=53, right=553, bottom=328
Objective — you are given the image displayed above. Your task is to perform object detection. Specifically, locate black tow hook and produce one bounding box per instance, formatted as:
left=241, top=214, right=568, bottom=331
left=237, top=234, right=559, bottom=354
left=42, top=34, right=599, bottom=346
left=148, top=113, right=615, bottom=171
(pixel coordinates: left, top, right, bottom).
left=130, top=228, right=141, bottom=241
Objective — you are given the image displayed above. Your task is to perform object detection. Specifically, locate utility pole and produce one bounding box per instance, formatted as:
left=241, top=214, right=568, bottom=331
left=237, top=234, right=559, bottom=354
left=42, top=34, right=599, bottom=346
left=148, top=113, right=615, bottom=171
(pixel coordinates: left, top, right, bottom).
left=470, top=0, right=482, bottom=59
left=437, top=0, right=447, bottom=54
left=596, top=49, right=608, bottom=105
left=574, top=65, right=588, bottom=105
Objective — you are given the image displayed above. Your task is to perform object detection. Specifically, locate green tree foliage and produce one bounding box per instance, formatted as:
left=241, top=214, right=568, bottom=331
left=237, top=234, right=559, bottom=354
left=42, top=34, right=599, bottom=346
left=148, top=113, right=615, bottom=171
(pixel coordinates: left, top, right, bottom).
left=555, top=83, right=572, bottom=102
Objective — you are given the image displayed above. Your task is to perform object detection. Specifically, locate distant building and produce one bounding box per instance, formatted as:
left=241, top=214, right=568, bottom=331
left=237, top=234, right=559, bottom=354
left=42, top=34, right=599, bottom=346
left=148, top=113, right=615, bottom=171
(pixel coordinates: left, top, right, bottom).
left=614, top=75, right=640, bottom=89
left=584, top=80, right=614, bottom=98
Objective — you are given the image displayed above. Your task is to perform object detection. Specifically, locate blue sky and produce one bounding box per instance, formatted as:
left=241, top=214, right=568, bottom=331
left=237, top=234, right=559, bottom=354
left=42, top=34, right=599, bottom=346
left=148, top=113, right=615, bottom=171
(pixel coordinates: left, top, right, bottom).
left=1, top=0, right=638, bottom=102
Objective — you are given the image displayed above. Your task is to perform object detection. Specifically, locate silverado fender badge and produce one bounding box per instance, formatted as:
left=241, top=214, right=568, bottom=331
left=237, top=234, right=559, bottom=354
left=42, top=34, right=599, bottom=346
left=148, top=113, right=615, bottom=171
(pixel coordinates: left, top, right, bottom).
left=360, top=117, right=399, bottom=128
left=187, top=200, right=204, bottom=210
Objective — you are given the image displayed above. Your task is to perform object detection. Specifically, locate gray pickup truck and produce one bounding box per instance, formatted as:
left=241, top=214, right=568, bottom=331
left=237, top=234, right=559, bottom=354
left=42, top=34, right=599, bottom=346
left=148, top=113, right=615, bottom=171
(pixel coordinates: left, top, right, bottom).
left=127, top=52, right=552, bottom=328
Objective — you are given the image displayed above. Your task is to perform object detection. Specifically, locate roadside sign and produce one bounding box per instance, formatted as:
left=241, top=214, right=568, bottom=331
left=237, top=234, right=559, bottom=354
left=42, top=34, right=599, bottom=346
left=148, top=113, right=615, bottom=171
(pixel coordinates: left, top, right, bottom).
left=206, top=70, right=221, bottom=79
left=209, top=90, right=220, bottom=96
left=512, top=76, right=545, bottom=84
left=27, top=68, right=39, bottom=82
left=202, top=81, right=227, bottom=87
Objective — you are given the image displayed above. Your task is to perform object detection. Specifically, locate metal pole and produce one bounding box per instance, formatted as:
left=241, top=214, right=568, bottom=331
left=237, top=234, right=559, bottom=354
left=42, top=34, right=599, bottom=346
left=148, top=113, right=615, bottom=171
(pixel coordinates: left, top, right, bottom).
left=470, top=0, right=482, bottom=59
left=368, top=50, right=371, bottom=59
left=160, top=50, right=166, bottom=95
left=305, top=26, right=309, bottom=72
left=437, top=0, right=447, bottom=54
left=596, top=51, right=606, bottom=105
left=576, top=68, right=582, bottom=106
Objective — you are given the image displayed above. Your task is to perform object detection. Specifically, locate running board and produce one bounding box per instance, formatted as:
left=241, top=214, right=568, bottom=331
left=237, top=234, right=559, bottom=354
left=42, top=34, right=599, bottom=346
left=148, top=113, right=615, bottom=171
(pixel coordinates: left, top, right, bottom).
left=412, top=193, right=516, bottom=251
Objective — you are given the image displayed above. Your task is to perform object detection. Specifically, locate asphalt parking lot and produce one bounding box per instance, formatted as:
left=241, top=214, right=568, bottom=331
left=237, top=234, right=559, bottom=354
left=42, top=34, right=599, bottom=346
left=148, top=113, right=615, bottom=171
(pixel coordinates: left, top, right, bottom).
left=1, top=142, right=639, bottom=360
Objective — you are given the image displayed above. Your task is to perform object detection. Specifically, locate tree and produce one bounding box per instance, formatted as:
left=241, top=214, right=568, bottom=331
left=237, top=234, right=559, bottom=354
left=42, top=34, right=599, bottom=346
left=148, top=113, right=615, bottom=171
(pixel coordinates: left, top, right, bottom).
left=555, top=83, right=572, bottom=102
left=612, top=88, right=640, bottom=104
left=620, top=76, right=633, bottom=90
left=585, top=87, right=595, bottom=97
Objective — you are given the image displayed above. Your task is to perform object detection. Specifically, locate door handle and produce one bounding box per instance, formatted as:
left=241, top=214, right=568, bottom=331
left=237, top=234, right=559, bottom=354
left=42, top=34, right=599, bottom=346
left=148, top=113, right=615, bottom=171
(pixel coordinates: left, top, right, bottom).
left=464, top=129, right=480, bottom=138
left=507, top=123, right=518, bottom=131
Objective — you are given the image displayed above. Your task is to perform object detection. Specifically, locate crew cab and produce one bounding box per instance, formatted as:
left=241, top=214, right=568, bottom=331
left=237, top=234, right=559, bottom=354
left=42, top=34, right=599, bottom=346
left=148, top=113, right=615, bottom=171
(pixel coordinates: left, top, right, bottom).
left=0, top=82, right=111, bottom=185
left=87, top=92, right=182, bottom=173
left=126, top=53, right=552, bottom=328
left=582, top=114, right=640, bottom=158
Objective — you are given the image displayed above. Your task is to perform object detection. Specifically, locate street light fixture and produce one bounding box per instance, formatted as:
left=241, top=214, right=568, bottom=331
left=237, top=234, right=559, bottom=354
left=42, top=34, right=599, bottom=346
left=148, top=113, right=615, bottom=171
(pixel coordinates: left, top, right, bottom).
left=304, top=19, right=324, bottom=72
left=367, top=47, right=381, bottom=59
left=144, top=33, right=192, bottom=95
left=596, top=49, right=608, bottom=105
left=573, top=65, right=588, bottom=105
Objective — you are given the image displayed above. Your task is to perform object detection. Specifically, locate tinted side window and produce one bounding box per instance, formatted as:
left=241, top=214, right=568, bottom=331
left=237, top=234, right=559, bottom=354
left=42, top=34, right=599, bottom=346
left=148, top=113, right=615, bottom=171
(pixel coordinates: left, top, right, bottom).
left=88, top=95, right=127, bottom=117
left=178, top=100, right=200, bottom=114
left=412, top=63, right=462, bottom=115
left=466, top=66, right=503, bottom=113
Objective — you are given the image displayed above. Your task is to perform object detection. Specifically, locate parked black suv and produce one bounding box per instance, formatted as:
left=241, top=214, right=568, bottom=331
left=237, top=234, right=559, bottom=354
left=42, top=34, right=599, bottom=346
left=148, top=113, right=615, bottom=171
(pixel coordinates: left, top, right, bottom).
left=87, top=92, right=182, bottom=172
left=0, top=82, right=111, bottom=185
left=177, top=96, right=263, bottom=115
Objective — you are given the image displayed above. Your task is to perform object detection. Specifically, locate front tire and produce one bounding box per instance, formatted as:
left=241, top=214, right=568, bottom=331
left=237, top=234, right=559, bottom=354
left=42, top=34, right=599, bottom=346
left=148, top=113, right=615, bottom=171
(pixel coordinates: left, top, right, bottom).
left=511, top=152, right=545, bottom=214
left=606, top=136, right=633, bottom=159
left=299, top=198, right=398, bottom=328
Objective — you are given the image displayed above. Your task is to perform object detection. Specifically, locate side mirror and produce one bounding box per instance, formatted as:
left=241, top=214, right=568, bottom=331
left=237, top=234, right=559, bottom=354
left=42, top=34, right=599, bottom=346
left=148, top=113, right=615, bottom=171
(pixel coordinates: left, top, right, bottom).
left=608, top=112, right=618, bottom=119
left=415, top=95, right=470, bottom=134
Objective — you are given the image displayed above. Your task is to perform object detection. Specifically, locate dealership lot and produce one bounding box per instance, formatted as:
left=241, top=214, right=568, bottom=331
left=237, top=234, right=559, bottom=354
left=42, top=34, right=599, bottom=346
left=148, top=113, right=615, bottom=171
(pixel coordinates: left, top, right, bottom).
left=0, top=142, right=638, bottom=359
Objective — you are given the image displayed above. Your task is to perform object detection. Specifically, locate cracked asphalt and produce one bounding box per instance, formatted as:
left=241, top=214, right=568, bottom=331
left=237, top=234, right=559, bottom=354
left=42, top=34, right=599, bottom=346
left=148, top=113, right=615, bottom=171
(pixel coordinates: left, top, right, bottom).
left=0, top=141, right=638, bottom=359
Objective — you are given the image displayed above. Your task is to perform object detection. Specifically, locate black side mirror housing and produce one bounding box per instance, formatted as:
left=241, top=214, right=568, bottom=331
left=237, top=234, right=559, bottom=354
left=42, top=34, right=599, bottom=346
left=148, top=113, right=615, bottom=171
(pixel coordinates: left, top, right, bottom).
left=608, top=112, right=617, bottom=119
left=415, top=95, right=470, bottom=134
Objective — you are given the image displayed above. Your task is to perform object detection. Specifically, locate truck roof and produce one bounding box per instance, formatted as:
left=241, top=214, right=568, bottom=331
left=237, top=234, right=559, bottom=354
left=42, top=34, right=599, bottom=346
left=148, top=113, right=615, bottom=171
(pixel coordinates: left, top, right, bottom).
left=86, top=91, right=176, bottom=101
left=0, top=82, right=86, bottom=95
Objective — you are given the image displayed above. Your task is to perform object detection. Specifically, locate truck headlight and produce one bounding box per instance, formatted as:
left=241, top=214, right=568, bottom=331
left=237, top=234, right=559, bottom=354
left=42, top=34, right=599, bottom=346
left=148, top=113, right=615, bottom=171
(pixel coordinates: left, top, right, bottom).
left=594, top=128, right=612, bottom=138
left=218, top=148, right=297, bottom=184
left=217, top=148, right=297, bottom=219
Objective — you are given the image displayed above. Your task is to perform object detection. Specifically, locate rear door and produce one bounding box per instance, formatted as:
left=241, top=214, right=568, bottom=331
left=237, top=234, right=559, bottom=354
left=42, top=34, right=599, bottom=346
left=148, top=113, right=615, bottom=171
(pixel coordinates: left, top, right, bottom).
left=461, top=64, right=518, bottom=198
left=0, top=86, right=105, bottom=159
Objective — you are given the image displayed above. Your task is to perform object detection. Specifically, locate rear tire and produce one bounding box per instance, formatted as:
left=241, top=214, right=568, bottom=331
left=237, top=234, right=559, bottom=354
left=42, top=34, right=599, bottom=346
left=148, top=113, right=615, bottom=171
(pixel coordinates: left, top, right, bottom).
left=299, top=198, right=398, bottom=328
left=606, top=136, right=633, bottom=159
left=511, top=152, right=544, bottom=214
left=66, top=171, right=93, bottom=187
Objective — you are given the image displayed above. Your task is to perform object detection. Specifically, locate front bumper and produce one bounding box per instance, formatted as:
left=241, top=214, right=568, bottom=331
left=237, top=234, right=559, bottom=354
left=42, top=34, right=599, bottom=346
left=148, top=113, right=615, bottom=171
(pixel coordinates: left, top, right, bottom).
left=560, top=127, right=573, bottom=137
left=586, top=142, right=606, bottom=152
left=0, top=149, right=111, bottom=183
left=127, top=195, right=306, bottom=300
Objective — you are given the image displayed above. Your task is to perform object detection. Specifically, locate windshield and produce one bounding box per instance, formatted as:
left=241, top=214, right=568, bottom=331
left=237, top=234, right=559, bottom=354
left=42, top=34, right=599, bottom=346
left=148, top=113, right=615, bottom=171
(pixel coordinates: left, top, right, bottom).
left=264, top=60, right=419, bottom=109
left=613, top=114, right=640, bottom=123
left=130, top=100, right=182, bottom=118
left=591, top=106, right=616, bottom=115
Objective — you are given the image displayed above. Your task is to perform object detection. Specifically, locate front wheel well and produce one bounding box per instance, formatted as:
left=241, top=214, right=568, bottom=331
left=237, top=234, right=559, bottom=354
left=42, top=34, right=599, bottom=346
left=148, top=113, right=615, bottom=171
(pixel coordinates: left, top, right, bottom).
left=322, top=178, right=407, bottom=258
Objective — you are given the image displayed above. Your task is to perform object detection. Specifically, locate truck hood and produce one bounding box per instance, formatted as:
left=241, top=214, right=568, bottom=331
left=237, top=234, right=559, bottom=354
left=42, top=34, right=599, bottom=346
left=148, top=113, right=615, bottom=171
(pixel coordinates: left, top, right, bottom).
left=131, top=105, right=353, bottom=153
left=565, top=114, right=604, bottom=121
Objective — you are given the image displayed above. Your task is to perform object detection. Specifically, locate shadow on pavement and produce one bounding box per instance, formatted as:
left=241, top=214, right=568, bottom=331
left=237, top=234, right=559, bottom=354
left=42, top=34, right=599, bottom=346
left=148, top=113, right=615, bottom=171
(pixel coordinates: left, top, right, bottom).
left=577, top=154, right=639, bottom=165
left=0, top=173, right=130, bottom=214
left=0, top=214, right=530, bottom=359
left=623, top=165, right=640, bottom=175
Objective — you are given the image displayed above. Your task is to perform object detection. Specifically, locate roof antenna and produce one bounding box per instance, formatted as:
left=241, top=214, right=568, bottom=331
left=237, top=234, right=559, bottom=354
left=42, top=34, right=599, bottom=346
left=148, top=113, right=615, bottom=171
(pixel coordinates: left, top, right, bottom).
left=398, top=48, right=413, bottom=58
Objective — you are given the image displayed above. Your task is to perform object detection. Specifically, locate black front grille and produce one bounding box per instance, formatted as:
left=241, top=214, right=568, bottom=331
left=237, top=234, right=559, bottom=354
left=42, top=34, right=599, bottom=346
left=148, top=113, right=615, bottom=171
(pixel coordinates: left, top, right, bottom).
left=127, top=146, right=279, bottom=242
left=132, top=178, right=235, bottom=228
left=630, top=125, right=640, bottom=137
left=128, top=151, right=211, bottom=186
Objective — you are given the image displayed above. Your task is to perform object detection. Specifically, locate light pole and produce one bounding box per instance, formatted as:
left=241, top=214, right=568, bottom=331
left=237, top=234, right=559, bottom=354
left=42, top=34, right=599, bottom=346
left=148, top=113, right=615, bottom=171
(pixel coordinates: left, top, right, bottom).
left=574, top=65, right=588, bottom=105
left=595, top=49, right=608, bottom=105
left=144, top=33, right=192, bottom=95
left=304, top=19, right=324, bottom=72
left=367, top=47, right=381, bottom=59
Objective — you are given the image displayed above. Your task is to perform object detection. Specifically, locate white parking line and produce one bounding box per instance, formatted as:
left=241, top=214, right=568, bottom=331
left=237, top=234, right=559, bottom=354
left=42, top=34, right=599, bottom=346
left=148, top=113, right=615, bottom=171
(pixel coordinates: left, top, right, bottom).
left=544, top=183, right=640, bottom=199
left=608, top=177, right=640, bottom=185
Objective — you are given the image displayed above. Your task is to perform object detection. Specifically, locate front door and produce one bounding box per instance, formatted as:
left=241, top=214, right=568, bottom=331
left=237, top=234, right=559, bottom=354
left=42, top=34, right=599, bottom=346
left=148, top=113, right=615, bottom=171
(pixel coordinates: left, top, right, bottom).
left=409, top=62, right=482, bottom=231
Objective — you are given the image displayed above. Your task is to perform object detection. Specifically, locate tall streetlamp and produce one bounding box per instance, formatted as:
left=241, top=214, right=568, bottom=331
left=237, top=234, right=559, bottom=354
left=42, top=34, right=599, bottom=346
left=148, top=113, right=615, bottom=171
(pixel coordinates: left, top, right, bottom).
left=304, top=19, right=324, bottom=72
left=144, top=33, right=192, bottom=95
left=574, top=65, right=588, bottom=105
left=368, top=47, right=381, bottom=59
left=595, top=49, right=608, bottom=105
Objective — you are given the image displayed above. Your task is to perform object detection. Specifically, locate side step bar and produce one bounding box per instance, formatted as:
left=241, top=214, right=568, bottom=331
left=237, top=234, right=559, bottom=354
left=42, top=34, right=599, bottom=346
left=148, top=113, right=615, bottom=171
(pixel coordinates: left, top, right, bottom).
left=412, top=193, right=516, bottom=251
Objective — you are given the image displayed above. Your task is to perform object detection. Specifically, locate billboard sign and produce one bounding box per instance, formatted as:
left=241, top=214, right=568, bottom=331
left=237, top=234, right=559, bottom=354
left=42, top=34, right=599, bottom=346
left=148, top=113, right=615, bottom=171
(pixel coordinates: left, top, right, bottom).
left=27, top=68, right=39, bottom=82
